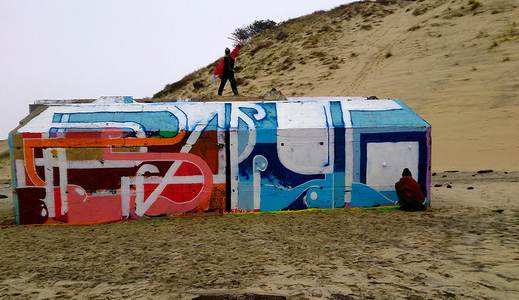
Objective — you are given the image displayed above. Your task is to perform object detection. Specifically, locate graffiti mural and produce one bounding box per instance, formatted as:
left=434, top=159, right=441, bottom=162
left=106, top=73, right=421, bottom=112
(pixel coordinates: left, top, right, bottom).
left=9, top=96, right=431, bottom=224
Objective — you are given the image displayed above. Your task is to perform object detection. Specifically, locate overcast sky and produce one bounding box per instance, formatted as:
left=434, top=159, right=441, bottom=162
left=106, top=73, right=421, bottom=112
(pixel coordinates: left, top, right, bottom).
left=0, top=0, right=352, bottom=139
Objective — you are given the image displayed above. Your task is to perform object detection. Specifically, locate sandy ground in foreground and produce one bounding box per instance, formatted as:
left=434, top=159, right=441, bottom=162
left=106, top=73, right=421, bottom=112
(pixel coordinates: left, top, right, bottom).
left=0, top=171, right=518, bottom=300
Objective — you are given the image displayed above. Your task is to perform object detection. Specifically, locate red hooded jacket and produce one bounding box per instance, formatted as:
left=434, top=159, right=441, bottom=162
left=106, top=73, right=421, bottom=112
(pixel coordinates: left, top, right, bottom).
left=214, top=46, right=241, bottom=79
left=395, top=176, right=425, bottom=205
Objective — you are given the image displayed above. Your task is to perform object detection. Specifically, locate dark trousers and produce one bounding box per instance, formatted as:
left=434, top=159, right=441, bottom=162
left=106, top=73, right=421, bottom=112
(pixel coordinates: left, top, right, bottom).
left=218, top=75, right=238, bottom=96
left=397, top=195, right=426, bottom=211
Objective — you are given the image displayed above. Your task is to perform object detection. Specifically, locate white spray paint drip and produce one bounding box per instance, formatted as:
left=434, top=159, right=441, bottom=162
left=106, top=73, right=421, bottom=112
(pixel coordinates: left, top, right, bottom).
left=15, top=160, right=27, bottom=187
left=57, top=148, right=68, bottom=215
left=121, top=177, right=131, bottom=218
left=42, top=149, right=55, bottom=218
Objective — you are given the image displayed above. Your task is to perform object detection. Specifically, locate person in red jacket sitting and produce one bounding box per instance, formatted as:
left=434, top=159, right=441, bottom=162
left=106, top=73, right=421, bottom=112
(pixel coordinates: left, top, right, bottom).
left=214, top=45, right=241, bottom=96
left=395, top=168, right=426, bottom=211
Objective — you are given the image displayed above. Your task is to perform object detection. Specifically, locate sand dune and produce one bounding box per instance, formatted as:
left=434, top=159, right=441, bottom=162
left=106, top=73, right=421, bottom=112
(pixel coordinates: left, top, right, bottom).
left=0, top=140, right=10, bottom=182
left=154, top=0, right=519, bottom=171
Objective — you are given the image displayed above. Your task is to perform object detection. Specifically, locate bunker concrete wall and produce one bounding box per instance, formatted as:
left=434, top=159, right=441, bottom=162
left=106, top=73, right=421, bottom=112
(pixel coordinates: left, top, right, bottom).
left=9, top=97, right=431, bottom=224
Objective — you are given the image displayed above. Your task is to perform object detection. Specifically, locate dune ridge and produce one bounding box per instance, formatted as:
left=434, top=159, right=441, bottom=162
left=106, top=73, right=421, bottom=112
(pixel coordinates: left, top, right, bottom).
left=154, top=0, right=519, bottom=171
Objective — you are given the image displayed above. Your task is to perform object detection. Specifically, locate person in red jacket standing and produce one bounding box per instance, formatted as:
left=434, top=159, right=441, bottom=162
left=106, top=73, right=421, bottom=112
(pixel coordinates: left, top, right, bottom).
left=214, top=45, right=241, bottom=96
left=395, top=168, right=426, bottom=211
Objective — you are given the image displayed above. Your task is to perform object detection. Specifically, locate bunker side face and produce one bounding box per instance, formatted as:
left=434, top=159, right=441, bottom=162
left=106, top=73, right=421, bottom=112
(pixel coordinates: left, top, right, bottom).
left=9, top=96, right=431, bottom=224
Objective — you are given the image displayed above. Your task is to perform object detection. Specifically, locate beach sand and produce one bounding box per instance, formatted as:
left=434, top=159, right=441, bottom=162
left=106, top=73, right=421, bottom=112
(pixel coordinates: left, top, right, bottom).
left=0, top=170, right=518, bottom=299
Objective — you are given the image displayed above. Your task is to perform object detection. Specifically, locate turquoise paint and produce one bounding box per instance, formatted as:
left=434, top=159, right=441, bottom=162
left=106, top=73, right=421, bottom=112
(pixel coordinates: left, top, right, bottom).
left=64, top=111, right=180, bottom=137
left=380, top=190, right=398, bottom=202
left=350, top=103, right=429, bottom=128
left=123, top=96, right=134, bottom=103
left=351, top=183, right=396, bottom=207
left=237, top=118, right=249, bottom=157
left=332, top=172, right=345, bottom=208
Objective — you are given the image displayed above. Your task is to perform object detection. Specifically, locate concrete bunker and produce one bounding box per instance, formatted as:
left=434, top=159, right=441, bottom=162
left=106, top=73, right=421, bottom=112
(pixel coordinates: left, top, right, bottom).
left=9, top=96, right=431, bottom=224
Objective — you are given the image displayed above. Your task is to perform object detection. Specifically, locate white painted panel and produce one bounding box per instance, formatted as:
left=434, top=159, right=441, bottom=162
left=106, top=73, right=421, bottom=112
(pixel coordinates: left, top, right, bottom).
left=366, top=142, right=419, bottom=189
left=276, top=102, right=329, bottom=129
left=277, top=128, right=332, bottom=174
left=276, top=102, right=334, bottom=174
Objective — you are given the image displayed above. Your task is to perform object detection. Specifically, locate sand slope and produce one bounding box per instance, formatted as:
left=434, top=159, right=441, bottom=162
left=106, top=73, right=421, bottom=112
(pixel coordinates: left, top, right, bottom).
left=0, top=140, right=10, bottom=182
left=154, top=0, right=519, bottom=171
